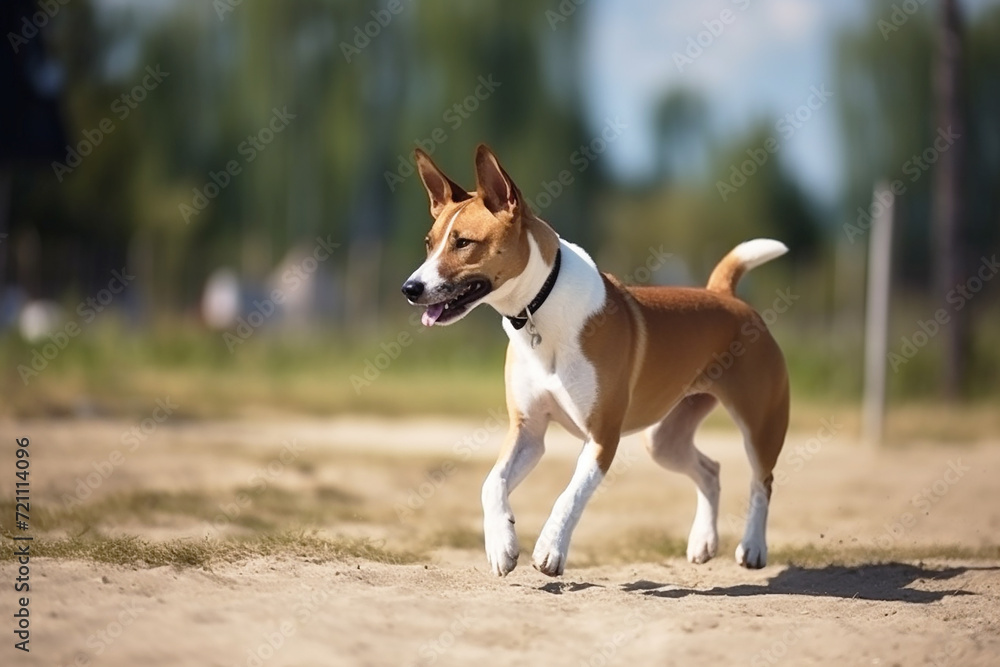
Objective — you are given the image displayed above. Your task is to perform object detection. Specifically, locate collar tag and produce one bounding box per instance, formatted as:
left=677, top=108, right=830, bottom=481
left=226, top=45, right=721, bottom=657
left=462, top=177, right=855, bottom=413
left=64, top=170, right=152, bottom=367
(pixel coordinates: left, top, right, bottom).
left=525, top=309, right=541, bottom=348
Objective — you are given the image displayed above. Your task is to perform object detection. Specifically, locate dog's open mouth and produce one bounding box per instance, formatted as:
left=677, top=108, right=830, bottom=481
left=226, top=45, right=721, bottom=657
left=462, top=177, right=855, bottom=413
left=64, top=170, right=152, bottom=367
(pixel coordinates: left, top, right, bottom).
left=421, top=278, right=492, bottom=326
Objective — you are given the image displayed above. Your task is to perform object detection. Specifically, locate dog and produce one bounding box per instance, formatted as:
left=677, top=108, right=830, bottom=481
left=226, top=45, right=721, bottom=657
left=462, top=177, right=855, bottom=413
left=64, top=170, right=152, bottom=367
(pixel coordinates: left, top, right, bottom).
left=402, top=144, right=789, bottom=577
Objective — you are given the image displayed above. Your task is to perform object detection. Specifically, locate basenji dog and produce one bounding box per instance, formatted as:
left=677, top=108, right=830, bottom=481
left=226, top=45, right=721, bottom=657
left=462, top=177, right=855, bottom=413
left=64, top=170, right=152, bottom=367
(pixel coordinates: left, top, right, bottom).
left=402, top=145, right=789, bottom=577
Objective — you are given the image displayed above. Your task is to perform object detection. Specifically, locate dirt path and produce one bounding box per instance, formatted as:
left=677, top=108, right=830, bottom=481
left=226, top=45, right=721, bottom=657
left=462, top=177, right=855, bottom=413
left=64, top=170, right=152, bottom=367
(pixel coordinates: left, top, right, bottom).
left=2, top=417, right=1000, bottom=666
left=9, top=554, right=1000, bottom=666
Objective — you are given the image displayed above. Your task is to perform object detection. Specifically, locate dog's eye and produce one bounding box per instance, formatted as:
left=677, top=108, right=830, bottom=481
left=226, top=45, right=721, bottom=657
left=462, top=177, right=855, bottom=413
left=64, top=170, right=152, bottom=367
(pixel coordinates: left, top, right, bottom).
left=424, top=237, right=431, bottom=250
left=455, top=238, right=474, bottom=249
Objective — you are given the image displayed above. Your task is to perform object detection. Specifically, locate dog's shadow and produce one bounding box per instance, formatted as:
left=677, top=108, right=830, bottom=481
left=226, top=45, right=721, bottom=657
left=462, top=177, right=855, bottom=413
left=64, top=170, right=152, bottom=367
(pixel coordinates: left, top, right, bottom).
left=615, top=562, right=999, bottom=604
left=520, top=563, right=997, bottom=602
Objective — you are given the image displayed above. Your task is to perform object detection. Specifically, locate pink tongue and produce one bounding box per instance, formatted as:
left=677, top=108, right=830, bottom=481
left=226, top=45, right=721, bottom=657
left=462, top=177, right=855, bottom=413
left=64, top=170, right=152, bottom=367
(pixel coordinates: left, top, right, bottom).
left=422, top=304, right=445, bottom=326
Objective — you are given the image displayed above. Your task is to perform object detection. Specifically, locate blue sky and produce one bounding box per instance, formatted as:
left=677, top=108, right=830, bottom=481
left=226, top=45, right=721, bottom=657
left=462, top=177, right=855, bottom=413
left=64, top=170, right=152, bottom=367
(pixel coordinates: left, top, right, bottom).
left=92, top=0, right=999, bottom=206
left=580, top=0, right=1000, bottom=204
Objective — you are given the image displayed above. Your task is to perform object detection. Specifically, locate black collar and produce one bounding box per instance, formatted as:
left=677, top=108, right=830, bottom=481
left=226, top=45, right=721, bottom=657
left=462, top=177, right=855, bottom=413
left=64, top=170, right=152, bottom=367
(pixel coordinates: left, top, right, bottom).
left=507, top=248, right=561, bottom=330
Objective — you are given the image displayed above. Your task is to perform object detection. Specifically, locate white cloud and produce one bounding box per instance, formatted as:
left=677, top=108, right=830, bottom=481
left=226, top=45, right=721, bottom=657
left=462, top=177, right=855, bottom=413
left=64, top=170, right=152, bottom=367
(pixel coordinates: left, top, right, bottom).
left=765, top=0, right=824, bottom=44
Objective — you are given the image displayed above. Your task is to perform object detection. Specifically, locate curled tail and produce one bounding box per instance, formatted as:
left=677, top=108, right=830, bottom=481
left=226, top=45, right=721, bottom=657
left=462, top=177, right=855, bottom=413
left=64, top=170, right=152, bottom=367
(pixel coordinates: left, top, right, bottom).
left=706, top=239, right=788, bottom=296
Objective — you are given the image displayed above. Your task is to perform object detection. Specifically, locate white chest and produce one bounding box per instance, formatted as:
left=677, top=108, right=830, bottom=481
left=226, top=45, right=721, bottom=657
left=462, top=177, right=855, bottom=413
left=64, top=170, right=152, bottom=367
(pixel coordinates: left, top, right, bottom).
left=507, top=336, right=598, bottom=434
left=501, top=239, right=606, bottom=436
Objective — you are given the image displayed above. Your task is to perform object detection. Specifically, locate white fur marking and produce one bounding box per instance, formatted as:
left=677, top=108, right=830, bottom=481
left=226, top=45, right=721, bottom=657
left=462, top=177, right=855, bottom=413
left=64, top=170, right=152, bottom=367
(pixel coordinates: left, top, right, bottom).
left=532, top=444, right=604, bottom=575
left=731, top=413, right=769, bottom=568
left=687, top=473, right=720, bottom=564
left=736, top=481, right=769, bottom=568
left=482, top=428, right=545, bottom=576
left=731, top=238, right=788, bottom=272
left=408, top=201, right=472, bottom=289
left=501, top=237, right=606, bottom=435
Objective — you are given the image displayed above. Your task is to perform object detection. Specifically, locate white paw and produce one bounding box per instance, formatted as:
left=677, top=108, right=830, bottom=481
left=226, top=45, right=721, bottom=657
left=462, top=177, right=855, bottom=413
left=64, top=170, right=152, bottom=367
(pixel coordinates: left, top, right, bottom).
left=484, top=515, right=519, bottom=577
left=686, top=524, right=718, bottom=564
left=735, top=538, right=767, bottom=569
left=531, top=533, right=567, bottom=577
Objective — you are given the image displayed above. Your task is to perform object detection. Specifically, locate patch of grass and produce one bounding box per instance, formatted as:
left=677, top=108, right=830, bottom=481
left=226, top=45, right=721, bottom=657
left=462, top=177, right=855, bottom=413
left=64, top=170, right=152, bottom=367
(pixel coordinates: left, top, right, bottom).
left=4, top=318, right=1000, bottom=430
left=429, top=527, right=484, bottom=550
left=0, top=532, right=423, bottom=568
left=0, top=485, right=366, bottom=534
left=771, top=543, right=1000, bottom=567
left=562, top=530, right=690, bottom=567
left=544, top=531, right=1000, bottom=569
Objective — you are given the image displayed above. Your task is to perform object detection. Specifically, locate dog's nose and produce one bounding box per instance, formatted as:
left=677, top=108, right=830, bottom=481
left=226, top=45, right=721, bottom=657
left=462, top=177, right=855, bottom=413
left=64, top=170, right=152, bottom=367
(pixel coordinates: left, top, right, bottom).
left=401, top=279, right=424, bottom=300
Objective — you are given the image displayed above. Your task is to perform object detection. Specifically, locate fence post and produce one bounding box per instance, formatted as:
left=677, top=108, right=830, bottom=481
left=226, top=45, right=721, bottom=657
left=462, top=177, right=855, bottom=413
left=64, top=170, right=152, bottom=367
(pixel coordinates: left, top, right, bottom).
left=862, top=182, right=895, bottom=446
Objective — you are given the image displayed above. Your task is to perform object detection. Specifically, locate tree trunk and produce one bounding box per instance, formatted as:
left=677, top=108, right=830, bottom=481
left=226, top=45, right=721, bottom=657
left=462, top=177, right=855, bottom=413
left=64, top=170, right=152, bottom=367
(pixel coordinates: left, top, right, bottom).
left=932, top=0, right=967, bottom=398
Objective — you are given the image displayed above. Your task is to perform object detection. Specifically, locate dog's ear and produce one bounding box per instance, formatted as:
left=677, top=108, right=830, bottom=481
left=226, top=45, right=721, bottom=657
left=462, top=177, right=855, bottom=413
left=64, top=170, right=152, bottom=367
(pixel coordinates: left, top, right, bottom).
left=415, top=149, right=470, bottom=218
left=475, top=144, right=522, bottom=219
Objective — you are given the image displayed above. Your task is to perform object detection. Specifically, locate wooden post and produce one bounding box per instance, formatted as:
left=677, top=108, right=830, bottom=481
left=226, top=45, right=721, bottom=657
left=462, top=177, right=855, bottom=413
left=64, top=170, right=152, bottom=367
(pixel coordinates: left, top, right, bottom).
left=862, top=182, right=894, bottom=446
left=933, top=0, right=966, bottom=398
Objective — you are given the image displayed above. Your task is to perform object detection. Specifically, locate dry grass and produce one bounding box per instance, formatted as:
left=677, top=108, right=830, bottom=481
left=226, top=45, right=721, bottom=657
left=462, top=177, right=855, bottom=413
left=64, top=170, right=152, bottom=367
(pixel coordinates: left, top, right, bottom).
left=0, top=485, right=366, bottom=535
left=5, top=529, right=994, bottom=571
left=0, top=532, right=422, bottom=568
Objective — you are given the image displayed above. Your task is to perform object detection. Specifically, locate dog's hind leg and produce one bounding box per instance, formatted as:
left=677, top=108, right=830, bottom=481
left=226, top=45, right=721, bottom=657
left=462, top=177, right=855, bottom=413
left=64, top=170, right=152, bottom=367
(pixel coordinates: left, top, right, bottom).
left=645, top=393, right=721, bottom=564
left=719, top=359, right=789, bottom=569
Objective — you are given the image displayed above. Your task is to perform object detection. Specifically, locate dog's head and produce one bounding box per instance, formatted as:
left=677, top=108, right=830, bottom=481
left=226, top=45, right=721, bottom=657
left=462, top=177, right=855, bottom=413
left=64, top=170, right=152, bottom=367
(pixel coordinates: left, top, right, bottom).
left=402, top=145, right=532, bottom=326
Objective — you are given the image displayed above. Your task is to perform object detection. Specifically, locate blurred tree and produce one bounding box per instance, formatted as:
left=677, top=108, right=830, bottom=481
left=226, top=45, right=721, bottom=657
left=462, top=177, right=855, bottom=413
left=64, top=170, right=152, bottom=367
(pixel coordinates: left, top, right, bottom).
left=932, top=0, right=967, bottom=398
left=4, top=0, right=599, bottom=332
left=653, top=88, right=710, bottom=185
left=836, top=0, right=1000, bottom=397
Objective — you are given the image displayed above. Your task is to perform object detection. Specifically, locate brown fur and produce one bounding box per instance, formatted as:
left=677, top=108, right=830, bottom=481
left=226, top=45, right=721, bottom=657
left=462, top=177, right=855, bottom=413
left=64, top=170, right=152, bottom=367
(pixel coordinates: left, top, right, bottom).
left=415, top=145, right=788, bottom=481
left=410, top=144, right=789, bottom=573
left=582, top=278, right=789, bottom=476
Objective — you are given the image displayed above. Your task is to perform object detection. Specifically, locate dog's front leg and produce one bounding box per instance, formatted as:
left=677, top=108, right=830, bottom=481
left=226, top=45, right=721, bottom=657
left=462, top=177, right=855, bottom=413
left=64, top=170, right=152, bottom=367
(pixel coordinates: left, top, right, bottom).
left=482, top=418, right=547, bottom=576
left=533, top=437, right=618, bottom=577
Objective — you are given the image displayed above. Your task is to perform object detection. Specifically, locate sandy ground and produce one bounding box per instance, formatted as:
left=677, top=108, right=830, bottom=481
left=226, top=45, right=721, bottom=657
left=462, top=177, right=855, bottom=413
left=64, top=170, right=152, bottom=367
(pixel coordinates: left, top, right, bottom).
left=2, top=416, right=1000, bottom=666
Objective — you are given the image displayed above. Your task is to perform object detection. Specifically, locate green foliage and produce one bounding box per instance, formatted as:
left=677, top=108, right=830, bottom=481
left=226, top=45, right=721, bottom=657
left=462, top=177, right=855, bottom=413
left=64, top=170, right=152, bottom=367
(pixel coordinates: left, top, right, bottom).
left=5, top=0, right=1000, bottom=405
